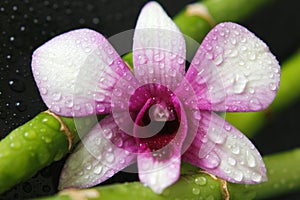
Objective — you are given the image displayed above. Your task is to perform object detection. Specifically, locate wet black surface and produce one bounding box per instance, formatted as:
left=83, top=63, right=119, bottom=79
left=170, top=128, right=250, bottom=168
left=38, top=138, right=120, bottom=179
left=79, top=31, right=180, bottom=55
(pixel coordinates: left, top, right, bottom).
left=0, top=0, right=299, bottom=199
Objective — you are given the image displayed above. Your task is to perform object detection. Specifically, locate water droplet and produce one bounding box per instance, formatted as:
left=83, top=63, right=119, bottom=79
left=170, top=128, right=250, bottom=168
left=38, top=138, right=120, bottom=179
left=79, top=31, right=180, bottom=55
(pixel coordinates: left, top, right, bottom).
left=214, top=54, right=223, bottom=66
left=269, top=82, right=277, bottom=91
left=201, top=151, right=220, bottom=169
left=24, top=130, right=37, bottom=140
left=233, top=74, right=248, bottom=94
left=105, top=152, right=115, bottom=163
left=52, top=92, right=61, bottom=101
left=94, top=93, right=105, bottom=101
left=228, top=49, right=238, bottom=58
left=248, top=87, right=255, bottom=94
left=15, top=101, right=27, bottom=112
left=40, top=87, right=48, bottom=95
left=192, top=187, right=200, bottom=195
left=85, top=103, right=94, bottom=114
left=8, top=79, right=25, bottom=92
left=106, top=170, right=115, bottom=178
left=251, top=172, right=262, bottom=182
left=200, top=135, right=208, bottom=143
left=228, top=157, right=236, bottom=166
left=177, top=57, right=185, bottom=64
left=195, top=176, right=207, bottom=185
left=10, top=142, right=21, bottom=150
left=168, top=68, right=177, bottom=77
left=96, top=104, right=106, bottom=112
left=208, top=129, right=226, bottom=144
left=232, top=170, right=244, bottom=182
left=93, top=165, right=103, bottom=174
left=103, top=129, right=113, bottom=139
left=113, top=88, right=122, bottom=97
left=246, top=151, right=256, bottom=168
left=248, top=53, right=256, bottom=61
left=205, top=44, right=213, bottom=51
left=249, top=98, right=262, bottom=110
left=231, top=39, right=237, bottom=45
left=224, top=124, right=232, bottom=131
left=231, top=145, right=240, bottom=155
left=206, top=53, right=213, bottom=60
left=154, top=53, right=164, bottom=62
left=138, top=55, right=147, bottom=64
left=20, top=25, right=26, bottom=31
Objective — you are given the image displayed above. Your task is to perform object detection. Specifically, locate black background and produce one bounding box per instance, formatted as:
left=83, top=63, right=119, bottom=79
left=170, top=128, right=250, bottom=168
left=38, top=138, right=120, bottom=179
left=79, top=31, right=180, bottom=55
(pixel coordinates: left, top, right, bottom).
left=0, top=0, right=299, bottom=199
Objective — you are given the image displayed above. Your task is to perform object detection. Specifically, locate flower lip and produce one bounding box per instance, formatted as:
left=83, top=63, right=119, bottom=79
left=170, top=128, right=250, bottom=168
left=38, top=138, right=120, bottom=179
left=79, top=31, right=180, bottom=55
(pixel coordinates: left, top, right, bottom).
left=130, top=83, right=181, bottom=151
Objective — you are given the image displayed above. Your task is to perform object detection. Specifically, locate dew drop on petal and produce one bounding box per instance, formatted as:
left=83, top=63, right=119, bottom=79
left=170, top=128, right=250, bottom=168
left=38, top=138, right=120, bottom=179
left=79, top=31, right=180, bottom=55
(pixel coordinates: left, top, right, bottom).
left=233, top=74, right=248, bottom=94
left=105, top=152, right=115, bottom=163
left=201, top=151, right=220, bottom=169
left=177, top=57, right=185, bottom=64
left=52, top=92, right=61, bottom=101
left=248, top=87, right=255, bottom=94
left=231, top=145, right=240, bottom=155
left=113, top=88, right=123, bottom=97
left=228, top=157, right=236, bottom=166
left=154, top=53, right=164, bottom=62
left=246, top=151, right=256, bottom=168
left=103, top=129, right=112, bottom=139
left=208, top=129, right=226, bottom=144
left=168, top=68, right=177, bottom=77
left=214, top=54, right=223, bottom=66
left=224, top=124, right=232, bottom=132
left=248, top=53, right=256, bottom=61
left=232, top=170, right=244, bottom=182
left=93, top=165, right=103, bottom=175
left=96, top=104, right=106, bottom=113
left=249, top=98, right=262, bottom=110
left=269, top=82, right=277, bottom=91
left=85, top=103, right=94, bottom=114
left=40, top=87, right=48, bottom=95
left=206, top=53, right=213, bottom=60
left=138, top=55, right=147, bottom=64
left=251, top=172, right=262, bottom=183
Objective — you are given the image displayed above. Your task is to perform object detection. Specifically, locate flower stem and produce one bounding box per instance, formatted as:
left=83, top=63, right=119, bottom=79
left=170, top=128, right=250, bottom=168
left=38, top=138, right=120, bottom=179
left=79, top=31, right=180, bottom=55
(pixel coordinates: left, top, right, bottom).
left=173, top=0, right=272, bottom=43
left=36, top=148, right=300, bottom=200
left=0, top=112, right=95, bottom=194
left=225, top=49, right=300, bottom=138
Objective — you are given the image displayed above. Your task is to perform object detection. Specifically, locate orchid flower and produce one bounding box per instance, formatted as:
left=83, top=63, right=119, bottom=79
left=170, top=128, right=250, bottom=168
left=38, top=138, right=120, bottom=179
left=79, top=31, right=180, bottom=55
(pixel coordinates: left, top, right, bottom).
left=31, top=1, right=280, bottom=194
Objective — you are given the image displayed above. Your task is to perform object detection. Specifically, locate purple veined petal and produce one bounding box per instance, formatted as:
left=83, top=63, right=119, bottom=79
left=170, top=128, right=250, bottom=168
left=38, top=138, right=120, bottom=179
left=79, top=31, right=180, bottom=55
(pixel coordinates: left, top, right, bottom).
left=183, top=111, right=267, bottom=184
left=136, top=99, right=188, bottom=194
left=185, top=22, right=280, bottom=112
left=133, top=1, right=186, bottom=91
left=32, top=28, right=135, bottom=116
left=59, top=115, right=137, bottom=189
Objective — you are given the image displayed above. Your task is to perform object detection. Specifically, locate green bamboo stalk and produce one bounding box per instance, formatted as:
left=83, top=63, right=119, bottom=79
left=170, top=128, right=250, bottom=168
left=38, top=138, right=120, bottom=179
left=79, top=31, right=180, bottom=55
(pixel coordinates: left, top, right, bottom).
left=0, top=112, right=95, bottom=194
left=0, top=0, right=276, bottom=194
left=36, top=148, right=300, bottom=200
left=173, top=0, right=272, bottom=42
left=225, top=49, right=300, bottom=138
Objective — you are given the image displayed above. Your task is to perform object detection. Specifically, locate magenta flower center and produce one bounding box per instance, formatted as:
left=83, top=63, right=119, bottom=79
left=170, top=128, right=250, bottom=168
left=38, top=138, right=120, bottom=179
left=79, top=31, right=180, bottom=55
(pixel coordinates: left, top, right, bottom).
left=130, top=84, right=181, bottom=151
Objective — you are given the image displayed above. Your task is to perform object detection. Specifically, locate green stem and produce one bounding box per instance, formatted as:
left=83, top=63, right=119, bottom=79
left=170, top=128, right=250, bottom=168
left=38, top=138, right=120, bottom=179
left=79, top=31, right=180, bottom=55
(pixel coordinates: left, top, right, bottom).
left=173, top=0, right=272, bottom=43
left=0, top=112, right=95, bottom=194
left=36, top=148, right=300, bottom=200
left=225, top=49, right=300, bottom=138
